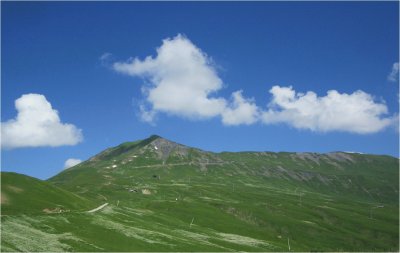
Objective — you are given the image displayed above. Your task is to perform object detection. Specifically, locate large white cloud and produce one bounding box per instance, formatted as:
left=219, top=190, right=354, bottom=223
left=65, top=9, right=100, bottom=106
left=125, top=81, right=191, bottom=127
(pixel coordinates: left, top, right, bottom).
left=64, top=158, right=82, bottom=169
left=1, top=94, right=83, bottom=149
left=388, top=62, right=399, bottom=82
left=113, top=34, right=255, bottom=125
left=261, top=86, right=395, bottom=134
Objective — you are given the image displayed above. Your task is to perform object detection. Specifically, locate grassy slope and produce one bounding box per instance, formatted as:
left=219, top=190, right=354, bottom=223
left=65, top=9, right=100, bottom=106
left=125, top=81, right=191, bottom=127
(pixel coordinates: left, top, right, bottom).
left=1, top=136, right=398, bottom=252
left=1, top=172, right=95, bottom=215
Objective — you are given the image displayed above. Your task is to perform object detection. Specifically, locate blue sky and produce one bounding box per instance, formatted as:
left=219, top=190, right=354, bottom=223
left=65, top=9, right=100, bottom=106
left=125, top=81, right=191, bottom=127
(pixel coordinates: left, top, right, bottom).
left=2, top=2, right=399, bottom=180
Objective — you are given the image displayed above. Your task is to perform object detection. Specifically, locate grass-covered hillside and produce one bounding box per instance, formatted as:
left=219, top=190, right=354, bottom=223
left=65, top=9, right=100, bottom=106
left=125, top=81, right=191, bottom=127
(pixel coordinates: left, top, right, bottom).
left=1, top=172, right=94, bottom=215
left=1, top=135, right=398, bottom=252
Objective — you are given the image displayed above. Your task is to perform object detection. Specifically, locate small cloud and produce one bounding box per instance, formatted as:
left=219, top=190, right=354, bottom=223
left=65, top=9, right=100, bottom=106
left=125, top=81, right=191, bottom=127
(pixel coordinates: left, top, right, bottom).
left=261, top=86, right=396, bottom=134
left=64, top=158, right=82, bottom=169
left=388, top=62, right=399, bottom=82
left=100, top=52, right=112, bottom=61
left=138, top=103, right=157, bottom=125
left=99, top=52, right=113, bottom=66
left=222, top=90, right=260, bottom=126
left=1, top=94, right=83, bottom=149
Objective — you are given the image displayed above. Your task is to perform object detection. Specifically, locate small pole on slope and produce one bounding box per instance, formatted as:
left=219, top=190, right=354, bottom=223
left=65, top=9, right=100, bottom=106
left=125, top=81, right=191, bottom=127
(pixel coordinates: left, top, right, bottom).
left=370, top=205, right=384, bottom=219
left=190, top=217, right=195, bottom=228
left=287, top=237, right=291, bottom=251
left=117, top=200, right=119, bottom=207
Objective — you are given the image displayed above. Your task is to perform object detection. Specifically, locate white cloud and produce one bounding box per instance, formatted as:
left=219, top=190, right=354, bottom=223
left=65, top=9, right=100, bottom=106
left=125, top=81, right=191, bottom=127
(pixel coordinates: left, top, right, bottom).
left=100, top=52, right=112, bottom=61
left=388, top=62, right=399, bottom=82
left=261, top=86, right=395, bottom=134
left=1, top=94, right=83, bottom=149
left=138, top=103, right=157, bottom=124
left=113, top=34, right=254, bottom=125
left=222, top=91, right=259, bottom=126
left=64, top=158, right=82, bottom=169
left=99, top=52, right=113, bottom=66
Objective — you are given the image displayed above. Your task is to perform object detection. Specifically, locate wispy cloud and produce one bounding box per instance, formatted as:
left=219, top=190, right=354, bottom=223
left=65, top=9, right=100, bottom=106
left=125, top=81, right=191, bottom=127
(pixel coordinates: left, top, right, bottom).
left=99, top=52, right=113, bottom=66
left=1, top=94, right=83, bottom=149
left=64, top=158, right=82, bottom=169
left=388, top=62, right=399, bottom=82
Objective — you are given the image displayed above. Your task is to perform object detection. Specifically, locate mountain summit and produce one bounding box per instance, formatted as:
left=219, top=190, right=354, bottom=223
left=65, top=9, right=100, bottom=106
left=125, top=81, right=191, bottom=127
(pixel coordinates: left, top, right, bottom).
left=88, top=135, right=194, bottom=162
left=2, top=135, right=399, bottom=252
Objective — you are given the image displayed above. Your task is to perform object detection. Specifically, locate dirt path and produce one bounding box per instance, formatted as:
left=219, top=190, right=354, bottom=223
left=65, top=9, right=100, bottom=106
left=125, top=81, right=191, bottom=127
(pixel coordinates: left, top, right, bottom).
left=128, top=162, right=228, bottom=169
left=87, top=203, right=109, bottom=213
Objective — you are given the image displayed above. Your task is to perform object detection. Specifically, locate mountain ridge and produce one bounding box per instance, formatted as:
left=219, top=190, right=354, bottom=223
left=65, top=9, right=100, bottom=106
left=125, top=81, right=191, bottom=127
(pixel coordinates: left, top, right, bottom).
left=92, top=135, right=398, bottom=160
left=74, top=135, right=397, bottom=168
left=49, top=135, right=398, bottom=204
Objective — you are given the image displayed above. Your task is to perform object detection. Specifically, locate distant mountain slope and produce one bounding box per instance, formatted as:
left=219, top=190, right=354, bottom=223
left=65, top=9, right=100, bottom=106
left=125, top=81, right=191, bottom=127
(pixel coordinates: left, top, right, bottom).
left=49, top=135, right=398, bottom=204
left=2, top=135, right=398, bottom=252
left=1, top=172, right=95, bottom=215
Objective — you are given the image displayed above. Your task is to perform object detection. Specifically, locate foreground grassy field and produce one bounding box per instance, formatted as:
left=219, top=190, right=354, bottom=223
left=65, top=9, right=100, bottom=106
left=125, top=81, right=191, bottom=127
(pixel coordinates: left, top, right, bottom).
left=1, top=136, right=398, bottom=251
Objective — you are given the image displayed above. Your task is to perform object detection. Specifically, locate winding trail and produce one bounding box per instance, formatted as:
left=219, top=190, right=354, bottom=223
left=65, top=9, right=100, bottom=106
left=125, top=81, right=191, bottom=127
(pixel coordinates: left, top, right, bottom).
left=87, top=203, right=109, bottom=213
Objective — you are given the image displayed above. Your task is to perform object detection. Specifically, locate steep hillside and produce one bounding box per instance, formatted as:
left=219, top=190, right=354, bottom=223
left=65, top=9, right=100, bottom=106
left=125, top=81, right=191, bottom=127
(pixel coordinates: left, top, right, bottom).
left=1, top=172, right=95, bottom=215
left=1, top=135, right=398, bottom=252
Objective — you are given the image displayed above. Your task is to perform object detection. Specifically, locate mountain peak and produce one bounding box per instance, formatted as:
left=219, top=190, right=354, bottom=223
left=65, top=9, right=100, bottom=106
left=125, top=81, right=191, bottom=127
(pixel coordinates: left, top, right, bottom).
left=145, top=135, right=185, bottom=149
left=147, top=135, right=190, bottom=159
left=88, top=134, right=191, bottom=163
left=148, top=134, right=162, bottom=140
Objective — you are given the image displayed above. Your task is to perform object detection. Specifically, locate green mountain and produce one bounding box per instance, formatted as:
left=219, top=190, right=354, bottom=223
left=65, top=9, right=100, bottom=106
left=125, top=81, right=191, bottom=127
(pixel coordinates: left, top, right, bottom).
left=1, top=135, right=399, bottom=252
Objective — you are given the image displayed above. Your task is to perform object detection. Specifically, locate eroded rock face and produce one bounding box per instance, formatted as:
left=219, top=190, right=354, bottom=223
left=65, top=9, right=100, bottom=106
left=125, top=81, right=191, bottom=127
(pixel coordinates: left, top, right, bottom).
left=262, top=165, right=333, bottom=185
left=292, top=153, right=321, bottom=165
left=149, top=137, right=189, bottom=161
left=325, top=152, right=355, bottom=163
left=289, top=152, right=355, bottom=169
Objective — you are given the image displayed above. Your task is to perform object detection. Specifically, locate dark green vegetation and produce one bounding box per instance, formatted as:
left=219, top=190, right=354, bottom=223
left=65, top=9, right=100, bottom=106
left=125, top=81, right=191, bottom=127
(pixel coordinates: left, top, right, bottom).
left=1, top=135, right=399, bottom=251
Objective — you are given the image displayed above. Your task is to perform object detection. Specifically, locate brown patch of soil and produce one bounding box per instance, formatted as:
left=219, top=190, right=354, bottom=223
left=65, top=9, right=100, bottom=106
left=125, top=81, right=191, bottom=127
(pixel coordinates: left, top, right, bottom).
left=6, top=185, right=24, bottom=193
left=1, top=192, right=9, bottom=204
